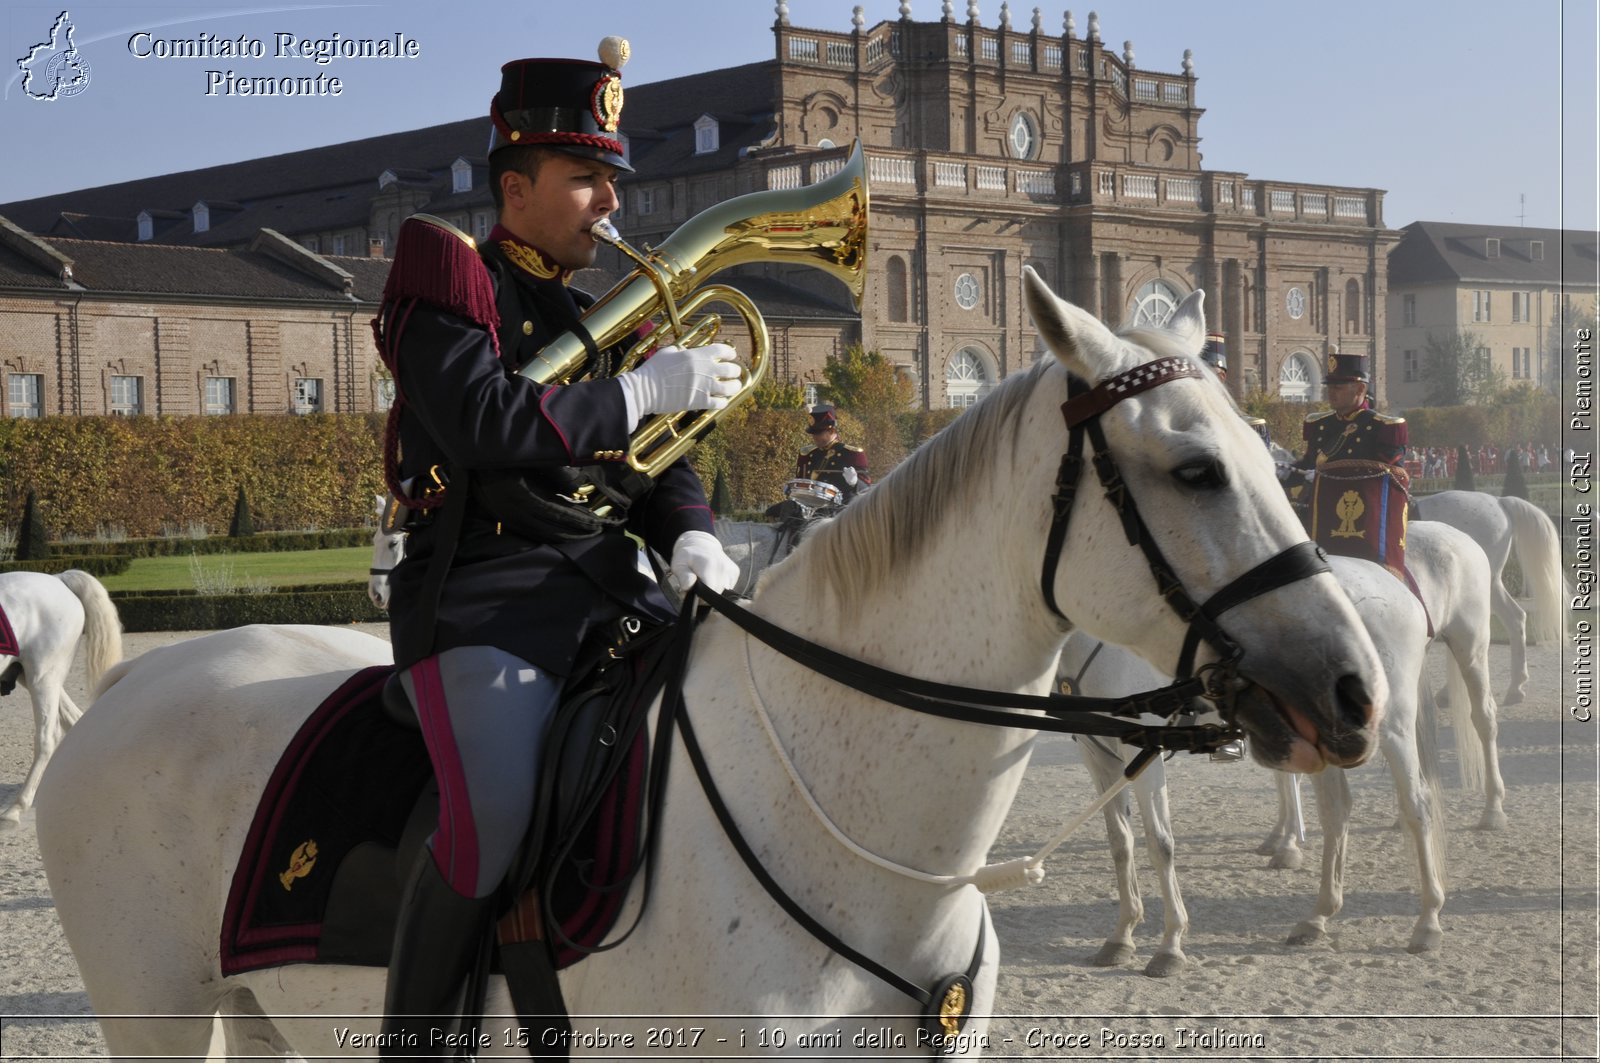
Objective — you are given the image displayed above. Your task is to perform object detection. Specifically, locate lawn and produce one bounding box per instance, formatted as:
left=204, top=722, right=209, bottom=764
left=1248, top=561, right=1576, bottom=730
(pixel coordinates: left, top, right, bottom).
left=99, top=547, right=374, bottom=593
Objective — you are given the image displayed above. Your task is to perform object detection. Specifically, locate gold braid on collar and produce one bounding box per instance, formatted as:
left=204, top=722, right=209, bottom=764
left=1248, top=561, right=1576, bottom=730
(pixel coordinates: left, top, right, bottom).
left=498, top=240, right=570, bottom=284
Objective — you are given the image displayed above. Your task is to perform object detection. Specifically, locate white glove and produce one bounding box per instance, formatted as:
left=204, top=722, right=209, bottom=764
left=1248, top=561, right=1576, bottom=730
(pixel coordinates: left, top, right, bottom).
left=1275, top=462, right=1312, bottom=484
left=670, top=529, right=740, bottom=595
left=841, top=466, right=858, bottom=486
left=616, top=343, right=741, bottom=429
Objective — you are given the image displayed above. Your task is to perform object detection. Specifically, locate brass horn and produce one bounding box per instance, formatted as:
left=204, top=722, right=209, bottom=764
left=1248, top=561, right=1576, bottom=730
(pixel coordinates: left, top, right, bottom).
left=517, top=141, right=869, bottom=513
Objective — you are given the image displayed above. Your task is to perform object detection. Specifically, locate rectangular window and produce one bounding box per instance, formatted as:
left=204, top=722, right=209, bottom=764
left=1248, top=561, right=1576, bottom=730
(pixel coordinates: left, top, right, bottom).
left=1512, top=347, right=1532, bottom=379
left=303, top=236, right=320, bottom=253
left=637, top=187, right=656, bottom=215
left=1531, top=240, right=1544, bottom=261
left=1402, top=349, right=1419, bottom=382
left=1402, top=293, right=1416, bottom=326
left=7, top=373, right=42, bottom=418
left=332, top=235, right=349, bottom=256
left=292, top=377, right=323, bottom=414
left=472, top=212, right=491, bottom=240
left=110, top=375, right=144, bottom=416
left=1486, top=237, right=1500, bottom=258
left=1472, top=290, right=1492, bottom=322
left=203, top=376, right=235, bottom=415
left=1511, top=291, right=1532, bottom=322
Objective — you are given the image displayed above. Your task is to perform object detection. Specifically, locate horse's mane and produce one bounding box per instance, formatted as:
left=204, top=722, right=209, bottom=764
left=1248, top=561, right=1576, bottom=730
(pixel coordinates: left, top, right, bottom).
left=779, top=360, right=1051, bottom=609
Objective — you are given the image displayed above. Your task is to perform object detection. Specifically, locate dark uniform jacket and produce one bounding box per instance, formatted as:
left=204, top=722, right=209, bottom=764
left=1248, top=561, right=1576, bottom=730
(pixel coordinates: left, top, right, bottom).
left=386, top=225, right=712, bottom=675
left=1294, top=403, right=1407, bottom=473
left=795, top=440, right=870, bottom=503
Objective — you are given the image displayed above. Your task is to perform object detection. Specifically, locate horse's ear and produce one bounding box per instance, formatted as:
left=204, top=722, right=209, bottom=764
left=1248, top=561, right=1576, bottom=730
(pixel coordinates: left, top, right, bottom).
left=1023, top=266, right=1119, bottom=379
left=1166, top=289, right=1207, bottom=355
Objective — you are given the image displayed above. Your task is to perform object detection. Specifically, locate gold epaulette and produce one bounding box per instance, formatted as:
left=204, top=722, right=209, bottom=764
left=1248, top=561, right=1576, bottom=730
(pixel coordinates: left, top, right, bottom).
left=1304, top=410, right=1336, bottom=424
left=841, top=443, right=864, bottom=453
left=799, top=444, right=817, bottom=456
left=1373, top=412, right=1406, bottom=425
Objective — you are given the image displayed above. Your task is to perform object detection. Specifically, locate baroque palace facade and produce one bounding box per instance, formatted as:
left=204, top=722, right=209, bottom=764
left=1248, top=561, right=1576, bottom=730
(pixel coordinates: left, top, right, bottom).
left=1, top=5, right=1398, bottom=416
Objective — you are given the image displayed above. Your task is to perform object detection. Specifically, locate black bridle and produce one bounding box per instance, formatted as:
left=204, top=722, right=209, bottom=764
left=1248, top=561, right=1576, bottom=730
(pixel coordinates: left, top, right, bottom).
left=664, top=356, right=1332, bottom=1053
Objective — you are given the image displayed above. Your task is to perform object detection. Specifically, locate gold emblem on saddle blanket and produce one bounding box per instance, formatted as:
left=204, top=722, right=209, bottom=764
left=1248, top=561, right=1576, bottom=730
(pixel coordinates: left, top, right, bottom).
left=279, top=839, right=318, bottom=891
left=1332, top=491, right=1366, bottom=540
left=938, top=981, right=968, bottom=1038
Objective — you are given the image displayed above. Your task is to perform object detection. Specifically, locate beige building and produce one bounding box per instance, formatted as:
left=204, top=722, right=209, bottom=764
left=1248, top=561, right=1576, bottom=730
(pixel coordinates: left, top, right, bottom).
left=1386, top=221, right=1596, bottom=409
left=2, top=6, right=1402, bottom=414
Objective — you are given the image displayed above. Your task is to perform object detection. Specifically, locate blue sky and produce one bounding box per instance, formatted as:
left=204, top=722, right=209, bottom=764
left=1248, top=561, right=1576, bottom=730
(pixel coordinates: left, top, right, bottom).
left=1, top=0, right=1595, bottom=232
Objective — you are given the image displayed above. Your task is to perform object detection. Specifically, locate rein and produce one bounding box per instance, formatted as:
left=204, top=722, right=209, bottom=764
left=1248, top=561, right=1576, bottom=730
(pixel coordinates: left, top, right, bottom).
left=655, top=356, right=1333, bottom=1050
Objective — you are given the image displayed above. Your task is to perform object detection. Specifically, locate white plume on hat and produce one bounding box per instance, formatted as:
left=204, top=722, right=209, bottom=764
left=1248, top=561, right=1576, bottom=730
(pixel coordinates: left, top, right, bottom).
left=599, top=37, right=630, bottom=70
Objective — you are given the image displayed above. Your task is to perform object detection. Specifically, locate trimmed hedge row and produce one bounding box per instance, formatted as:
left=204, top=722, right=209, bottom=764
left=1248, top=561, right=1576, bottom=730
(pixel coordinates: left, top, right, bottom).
left=114, top=586, right=386, bottom=632
left=0, top=555, right=131, bottom=577
left=49, top=528, right=371, bottom=559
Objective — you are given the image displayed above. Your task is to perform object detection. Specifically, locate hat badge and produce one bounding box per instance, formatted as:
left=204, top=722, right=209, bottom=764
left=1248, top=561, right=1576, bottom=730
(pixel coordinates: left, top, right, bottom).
left=1327, top=353, right=1338, bottom=373
left=593, top=36, right=629, bottom=134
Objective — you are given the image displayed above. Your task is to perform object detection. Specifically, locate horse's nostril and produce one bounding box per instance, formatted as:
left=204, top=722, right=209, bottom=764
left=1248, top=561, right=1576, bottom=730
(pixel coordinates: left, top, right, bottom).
left=1334, top=673, right=1373, bottom=729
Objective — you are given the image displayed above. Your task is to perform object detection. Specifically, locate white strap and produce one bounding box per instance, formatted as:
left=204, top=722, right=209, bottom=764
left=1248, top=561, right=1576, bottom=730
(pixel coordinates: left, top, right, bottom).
left=741, top=634, right=1151, bottom=893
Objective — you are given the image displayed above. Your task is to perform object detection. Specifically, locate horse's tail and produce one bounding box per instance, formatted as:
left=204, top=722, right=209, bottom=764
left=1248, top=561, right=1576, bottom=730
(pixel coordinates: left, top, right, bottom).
left=1440, top=647, right=1484, bottom=793
left=1499, top=496, right=1566, bottom=644
left=1411, top=674, right=1450, bottom=890
left=54, top=569, right=124, bottom=691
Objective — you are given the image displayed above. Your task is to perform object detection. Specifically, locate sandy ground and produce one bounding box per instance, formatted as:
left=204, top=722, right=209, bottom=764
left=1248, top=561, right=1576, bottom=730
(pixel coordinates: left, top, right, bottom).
left=0, top=619, right=1594, bottom=1060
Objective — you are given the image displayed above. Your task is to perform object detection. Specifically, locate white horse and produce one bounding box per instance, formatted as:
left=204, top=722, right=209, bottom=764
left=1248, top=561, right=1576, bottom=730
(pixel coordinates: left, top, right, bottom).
left=35, top=272, right=1389, bottom=1060
left=1413, top=489, right=1565, bottom=705
left=1061, top=518, right=1501, bottom=973
left=368, top=494, right=405, bottom=611
left=0, top=569, right=122, bottom=826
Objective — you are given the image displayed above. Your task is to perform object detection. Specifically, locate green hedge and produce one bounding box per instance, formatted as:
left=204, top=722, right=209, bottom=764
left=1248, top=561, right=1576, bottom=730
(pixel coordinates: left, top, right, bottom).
left=114, top=586, right=386, bottom=632
left=0, top=555, right=131, bottom=577
left=0, top=413, right=386, bottom=539
left=48, top=528, right=371, bottom=558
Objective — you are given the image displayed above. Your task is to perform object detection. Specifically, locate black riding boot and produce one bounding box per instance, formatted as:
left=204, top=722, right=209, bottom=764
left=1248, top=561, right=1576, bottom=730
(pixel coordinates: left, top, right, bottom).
left=380, top=853, right=495, bottom=1060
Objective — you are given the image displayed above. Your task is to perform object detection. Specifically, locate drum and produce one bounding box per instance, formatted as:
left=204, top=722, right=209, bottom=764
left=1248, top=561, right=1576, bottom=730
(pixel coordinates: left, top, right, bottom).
left=783, top=478, right=843, bottom=509
left=1309, top=459, right=1411, bottom=573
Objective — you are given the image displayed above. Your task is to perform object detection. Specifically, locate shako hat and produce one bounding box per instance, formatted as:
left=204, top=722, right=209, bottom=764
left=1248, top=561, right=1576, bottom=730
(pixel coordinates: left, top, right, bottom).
left=1199, top=331, right=1227, bottom=373
left=488, top=37, right=633, bottom=172
left=1324, top=350, right=1369, bottom=383
left=806, top=404, right=838, bottom=434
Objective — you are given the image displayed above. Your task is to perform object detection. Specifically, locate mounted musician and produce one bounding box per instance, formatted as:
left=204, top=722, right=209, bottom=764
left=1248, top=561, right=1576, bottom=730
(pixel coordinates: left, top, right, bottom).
left=1198, top=331, right=1270, bottom=448
left=371, top=39, right=742, bottom=1056
left=794, top=403, right=871, bottom=503
left=1278, top=351, right=1414, bottom=586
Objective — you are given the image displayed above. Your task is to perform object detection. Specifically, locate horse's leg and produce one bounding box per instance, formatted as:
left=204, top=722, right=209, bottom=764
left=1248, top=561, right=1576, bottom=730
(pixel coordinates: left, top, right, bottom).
left=1259, top=772, right=1306, bottom=869
left=57, top=690, right=84, bottom=727
left=1133, top=764, right=1189, bottom=977
left=2, top=679, right=64, bottom=825
left=1287, top=768, right=1350, bottom=946
left=1450, top=636, right=1507, bottom=830
left=1380, top=706, right=1447, bottom=953
left=1487, top=571, right=1530, bottom=706
left=1078, top=737, right=1144, bottom=968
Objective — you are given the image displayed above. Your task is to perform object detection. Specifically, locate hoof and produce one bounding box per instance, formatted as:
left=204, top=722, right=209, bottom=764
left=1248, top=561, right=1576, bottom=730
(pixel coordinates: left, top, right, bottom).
left=0, top=808, right=19, bottom=829
left=1090, top=942, right=1136, bottom=967
left=1142, top=951, right=1187, bottom=978
left=1475, top=809, right=1508, bottom=831
left=1501, top=689, right=1525, bottom=707
left=1253, top=838, right=1280, bottom=856
left=1286, top=922, right=1327, bottom=947
left=1407, top=928, right=1443, bottom=954
left=1267, top=848, right=1304, bottom=871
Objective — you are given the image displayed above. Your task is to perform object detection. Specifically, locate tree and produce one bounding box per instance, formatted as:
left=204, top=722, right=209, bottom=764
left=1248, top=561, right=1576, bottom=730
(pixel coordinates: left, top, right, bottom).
left=228, top=485, right=255, bottom=537
left=1453, top=444, right=1476, bottom=490
left=818, top=345, right=914, bottom=414
left=16, top=489, right=50, bottom=560
left=709, top=466, right=733, bottom=515
left=1501, top=449, right=1529, bottom=500
left=1422, top=330, right=1504, bottom=406
left=751, top=375, right=806, bottom=411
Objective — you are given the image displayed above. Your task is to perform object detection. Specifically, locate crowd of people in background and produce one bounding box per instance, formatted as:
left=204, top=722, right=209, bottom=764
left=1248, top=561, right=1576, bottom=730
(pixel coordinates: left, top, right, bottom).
left=1405, top=441, right=1555, bottom=480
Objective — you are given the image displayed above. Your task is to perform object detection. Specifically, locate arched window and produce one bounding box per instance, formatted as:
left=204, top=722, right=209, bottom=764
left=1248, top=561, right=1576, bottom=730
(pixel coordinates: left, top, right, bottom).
left=1345, top=279, right=1362, bottom=333
left=945, top=347, right=995, bottom=408
left=1131, top=279, right=1182, bottom=328
left=886, top=256, right=908, bottom=322
left=1279, top=352, right=1318, bottom=403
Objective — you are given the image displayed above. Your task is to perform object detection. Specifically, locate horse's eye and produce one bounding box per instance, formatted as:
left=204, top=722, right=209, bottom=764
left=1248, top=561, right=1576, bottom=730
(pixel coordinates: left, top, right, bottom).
left=1172, top=459, right=1227, bottom=489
